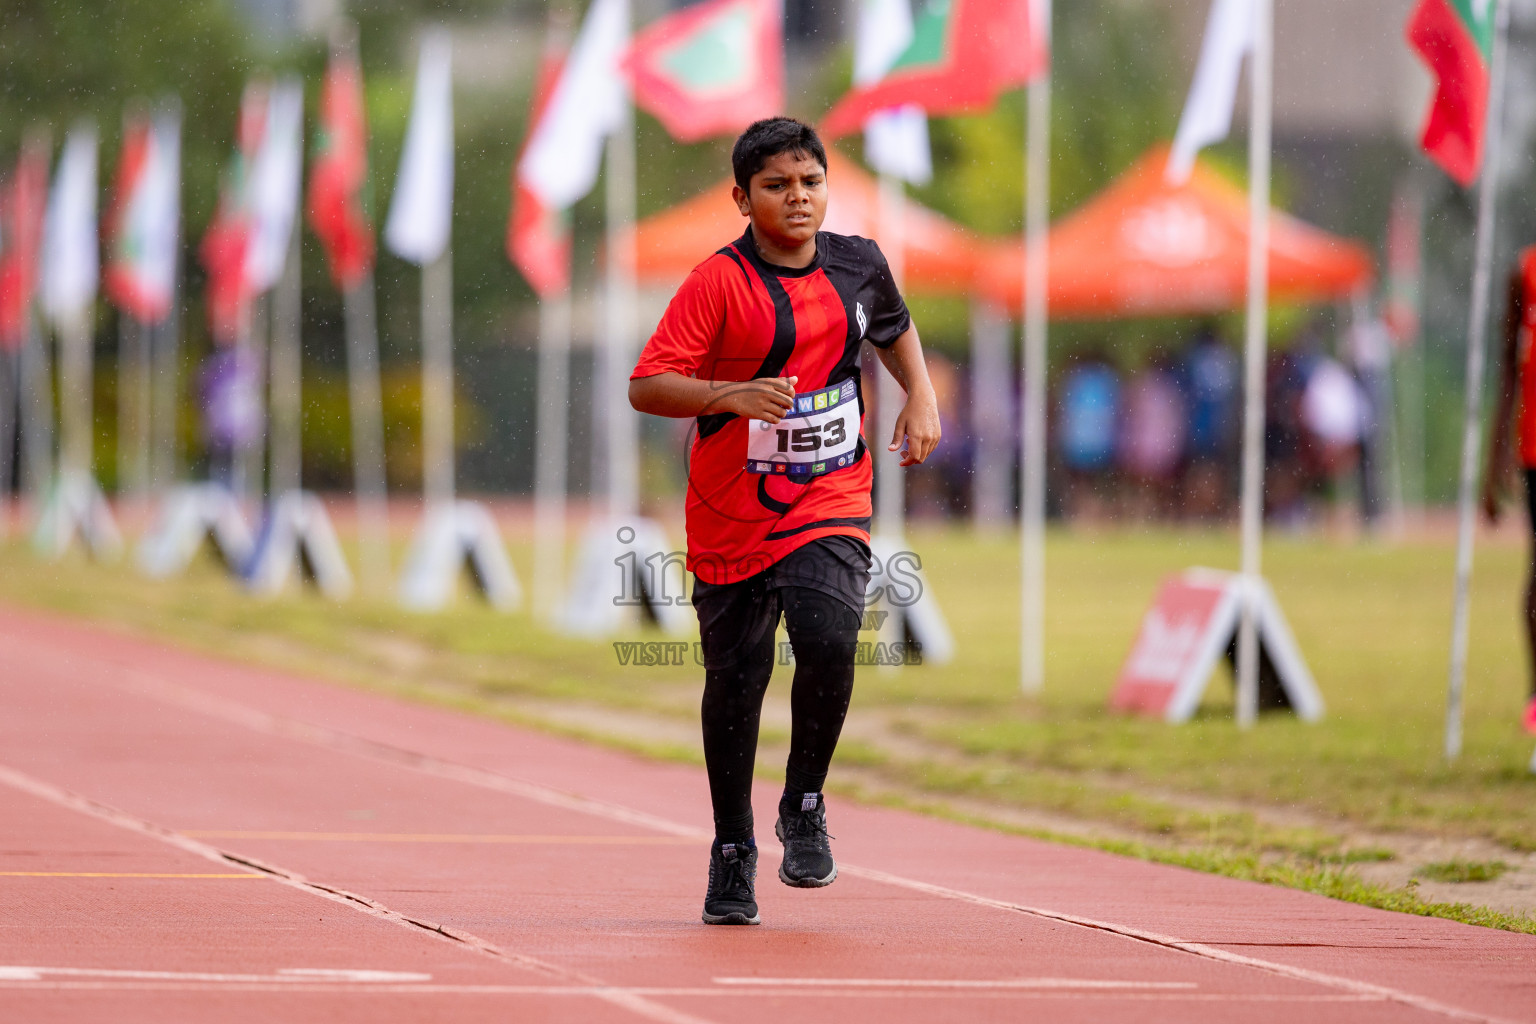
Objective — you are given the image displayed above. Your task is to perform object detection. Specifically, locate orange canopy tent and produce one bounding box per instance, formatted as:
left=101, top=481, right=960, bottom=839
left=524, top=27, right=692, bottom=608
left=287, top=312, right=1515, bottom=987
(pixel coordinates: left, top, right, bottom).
left=634, top=151, right=981, bottom=297
left=979, top=145, right=1374, bottom=319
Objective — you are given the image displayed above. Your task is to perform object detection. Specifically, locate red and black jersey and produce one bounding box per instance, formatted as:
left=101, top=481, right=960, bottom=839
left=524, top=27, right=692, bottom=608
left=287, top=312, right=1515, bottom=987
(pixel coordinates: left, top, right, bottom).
left=632, top=228, right=910, bottom=584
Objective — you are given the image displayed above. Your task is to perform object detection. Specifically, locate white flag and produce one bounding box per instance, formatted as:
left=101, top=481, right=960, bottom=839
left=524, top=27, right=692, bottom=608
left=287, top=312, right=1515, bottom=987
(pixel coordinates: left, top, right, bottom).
left=518, top=0, right=629, bottom=211
left=245, top=77, right=305, bottom=293
left=1166, top=0, right=1256, bottom=185
left=854, top=0, right=931, bottom=185
left=139, top=105, right=182, bottom=315
left=385, top=28, right=454, bottom=266
left=41, top=124, right=98, bottom=325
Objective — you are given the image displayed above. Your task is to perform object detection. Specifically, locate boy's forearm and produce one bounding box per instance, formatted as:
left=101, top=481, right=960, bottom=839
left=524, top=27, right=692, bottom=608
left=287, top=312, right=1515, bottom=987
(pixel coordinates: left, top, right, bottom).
left=875, top=325, right=935, bottom=399
left=629, top=373, right=715, bottom=418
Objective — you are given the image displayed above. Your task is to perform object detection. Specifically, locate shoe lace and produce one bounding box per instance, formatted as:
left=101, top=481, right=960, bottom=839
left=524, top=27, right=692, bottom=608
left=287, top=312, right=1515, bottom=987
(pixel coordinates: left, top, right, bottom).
left=783, top=808, right=833, bottom=850
left=712, top=848, right=755, bottom=900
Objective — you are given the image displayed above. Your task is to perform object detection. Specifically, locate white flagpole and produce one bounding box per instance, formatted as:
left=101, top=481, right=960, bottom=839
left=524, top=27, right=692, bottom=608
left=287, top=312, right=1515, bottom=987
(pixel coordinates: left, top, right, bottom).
left=1445, top=0, right=1513, bottom=761
left=533, top=282, right=573, bottom=618
left=1235, top=0, right=1273, bottom=728
left=876, top=172, right=906, bottom=539
left=1020, top=0, right=1051, bottom=695
left=605, top=93, right=639, bottom=524
left=268, top=209, right=303, bottom=497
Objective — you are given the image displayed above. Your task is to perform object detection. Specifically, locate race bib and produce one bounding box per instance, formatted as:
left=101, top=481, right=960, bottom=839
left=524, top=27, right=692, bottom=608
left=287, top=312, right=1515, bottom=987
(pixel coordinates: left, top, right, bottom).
left=746, top=380, right=860, bottom=479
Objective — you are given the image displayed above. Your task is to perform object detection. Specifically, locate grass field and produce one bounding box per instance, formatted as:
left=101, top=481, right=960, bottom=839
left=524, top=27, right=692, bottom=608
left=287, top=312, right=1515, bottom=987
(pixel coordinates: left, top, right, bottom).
left=3, top=517, right=1534, bottom=930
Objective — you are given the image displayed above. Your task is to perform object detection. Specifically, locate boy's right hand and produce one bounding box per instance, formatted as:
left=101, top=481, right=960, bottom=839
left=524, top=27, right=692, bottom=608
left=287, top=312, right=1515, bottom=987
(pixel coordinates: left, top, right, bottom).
left=720, top=376, right=798, bottom=423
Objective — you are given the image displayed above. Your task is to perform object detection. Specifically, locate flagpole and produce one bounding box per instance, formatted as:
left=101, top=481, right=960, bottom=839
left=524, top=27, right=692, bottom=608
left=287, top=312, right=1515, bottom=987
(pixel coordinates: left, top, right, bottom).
left=0, top=348, right=15, bottom=535
left=1235, top=0, right=1273, bottom=728
left=1445, top=0, right=1512, bottom=761
left=1020, top=0, right=1051, bottom=695
left=344, top=272, right=390, bottom=591
left=605, top=95, right=639, bottom=525
left=420, top=248, right=454, bottom=508
left=876, top=171, right=906, bottom=539
left=533, top=282, right=573, bottom=620
left=269, top=211, right=302, bottom=498
left=116, top=311, right=150, bottom=511
left=20, top=315, right=53, bottom=510
left=150, top=125, right=184, bottom=497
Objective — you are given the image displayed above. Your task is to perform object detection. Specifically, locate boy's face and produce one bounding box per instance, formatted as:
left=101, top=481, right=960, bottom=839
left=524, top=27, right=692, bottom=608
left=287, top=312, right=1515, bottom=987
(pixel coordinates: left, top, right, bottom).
left=732, top=150, right=827, bottom=250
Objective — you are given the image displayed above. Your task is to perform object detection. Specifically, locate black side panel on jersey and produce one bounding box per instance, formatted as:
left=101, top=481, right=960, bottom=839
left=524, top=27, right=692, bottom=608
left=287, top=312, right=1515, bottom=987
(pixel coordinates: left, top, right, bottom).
left=703, top=248, right=786, bottom=445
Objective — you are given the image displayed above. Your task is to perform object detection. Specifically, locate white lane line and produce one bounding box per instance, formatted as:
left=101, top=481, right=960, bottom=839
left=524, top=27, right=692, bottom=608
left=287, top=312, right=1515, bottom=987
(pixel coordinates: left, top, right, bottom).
left=0, top=981, right=1385, bottom=1002
left=182, top=831, right=696, bottom=845
left=55, top=658, right=1528, bottom=1024
left=0, top=966, right=431, bottom=983
left=711, top=977, right=1196, bottom=990
left=0, top=762, right=715, bottom=1024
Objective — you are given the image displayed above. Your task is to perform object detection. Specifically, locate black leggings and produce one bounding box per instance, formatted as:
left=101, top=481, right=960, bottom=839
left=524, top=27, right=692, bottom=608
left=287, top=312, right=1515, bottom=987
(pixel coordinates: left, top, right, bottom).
left=700, top=587, right=860, bottom=844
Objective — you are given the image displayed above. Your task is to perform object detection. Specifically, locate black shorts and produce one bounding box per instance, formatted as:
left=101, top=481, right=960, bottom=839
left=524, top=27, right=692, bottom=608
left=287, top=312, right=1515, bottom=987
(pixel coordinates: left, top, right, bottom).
left=691, top=536, right=871, bottom=671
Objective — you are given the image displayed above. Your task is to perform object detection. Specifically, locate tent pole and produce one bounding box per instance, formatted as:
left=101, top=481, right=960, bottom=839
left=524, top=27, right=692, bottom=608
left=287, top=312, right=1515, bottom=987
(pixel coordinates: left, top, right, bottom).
left=605, top=71, right=638, bottom=526
left=1020, top=0, right=1051, bottom=696
left=1445, top=0, right=1512, bottom=761
left=876, top=172, right=906, bottom=540
left=1236, top=0, right=1273, bottom=729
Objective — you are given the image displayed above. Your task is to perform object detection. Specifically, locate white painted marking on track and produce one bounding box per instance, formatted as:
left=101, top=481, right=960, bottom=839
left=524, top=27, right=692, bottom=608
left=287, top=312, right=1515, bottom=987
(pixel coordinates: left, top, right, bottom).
left=11, top=650, right=1525, bottom=1024
left=711, top=977, right=1197, bottom=990
left=0, top=966, right=430, bottom=984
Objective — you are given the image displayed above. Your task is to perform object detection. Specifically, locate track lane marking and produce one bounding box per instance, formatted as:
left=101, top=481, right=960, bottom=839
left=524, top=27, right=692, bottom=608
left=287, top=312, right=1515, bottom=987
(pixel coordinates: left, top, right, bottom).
left=0, top=966, right=430, bottom=983
left=0, top=871, right=264, bottom=878
left=0, top=763, right=715, bottom=1024
left=16, top=650, right=1525, bottom=1024
left=711, top=977, right=1197, bottom=990
left=182, top=831, right=695, bottom=845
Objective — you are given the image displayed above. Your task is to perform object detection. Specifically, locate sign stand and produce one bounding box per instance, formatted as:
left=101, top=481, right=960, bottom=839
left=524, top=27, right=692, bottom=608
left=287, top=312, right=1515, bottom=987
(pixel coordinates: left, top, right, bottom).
left=137, top=482, right=253, bottom=577
left=562, top=520, right=692, bottom=636
left=398, top=500, right=521, bottom=611
left=1110, top=568, right=1322, bottom=723
left=243, top=490, right=352, bottom=599
left=865, top=533, right=954, bottom=665
left=32, top=469, right=122, bottom=562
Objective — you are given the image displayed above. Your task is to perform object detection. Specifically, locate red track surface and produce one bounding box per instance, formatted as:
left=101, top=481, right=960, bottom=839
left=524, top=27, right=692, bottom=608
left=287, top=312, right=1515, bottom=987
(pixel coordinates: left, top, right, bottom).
left=1, top=604, right=1532, bottom=1023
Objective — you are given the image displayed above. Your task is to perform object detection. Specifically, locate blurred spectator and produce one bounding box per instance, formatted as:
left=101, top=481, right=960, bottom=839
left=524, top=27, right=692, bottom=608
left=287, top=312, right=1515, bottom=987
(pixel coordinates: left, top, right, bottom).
left=1346, top=312, right=1394, bottom=528
left=1179, top=323, right=1240, bottom=519
left=1300, top=355, right=1367, bottom=484
left=1055, top=350, right=1121, bottom=521
left=1264, top=343, right=1314, bottom=526
left=199, top=348, right=261, bottom=489
left=1117, top=350, right=1188, bottom=520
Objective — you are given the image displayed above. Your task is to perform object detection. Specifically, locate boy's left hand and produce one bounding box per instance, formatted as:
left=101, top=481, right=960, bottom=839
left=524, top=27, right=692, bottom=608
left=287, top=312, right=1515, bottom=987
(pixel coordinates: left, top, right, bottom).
left=889, top=394, right=941, bottom=467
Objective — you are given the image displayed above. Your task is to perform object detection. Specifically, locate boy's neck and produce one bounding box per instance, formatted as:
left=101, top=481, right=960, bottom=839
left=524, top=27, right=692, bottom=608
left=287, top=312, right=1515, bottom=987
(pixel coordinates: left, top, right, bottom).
left=749, top=225, right=817, bottom=270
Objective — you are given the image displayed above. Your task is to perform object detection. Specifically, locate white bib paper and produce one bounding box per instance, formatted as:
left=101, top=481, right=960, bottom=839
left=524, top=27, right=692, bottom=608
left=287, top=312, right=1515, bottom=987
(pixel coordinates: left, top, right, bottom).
left=746, top=380, right=861, bottom=479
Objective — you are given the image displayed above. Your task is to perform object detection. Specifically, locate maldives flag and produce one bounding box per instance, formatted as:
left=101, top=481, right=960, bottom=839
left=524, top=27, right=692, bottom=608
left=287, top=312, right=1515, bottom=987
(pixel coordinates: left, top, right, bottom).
left=509, top=34, right=574, bottom=298
left=623, top=0, right=783, bottom=143
left=0, top=136, right=49, bottom=350
left=200, top=87, right=264, bottom=345
left=308, top=38, right=374, bottom=289
left=105, top=105, right=181, bottom=324
left=820, top=0, right=1047, bottom=139
left=1407, top=0, right=1495, bottom=186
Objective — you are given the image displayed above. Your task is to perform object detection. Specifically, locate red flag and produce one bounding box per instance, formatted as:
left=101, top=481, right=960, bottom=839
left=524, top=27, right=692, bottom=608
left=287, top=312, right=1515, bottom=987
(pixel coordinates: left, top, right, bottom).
left=508, top=35, right=573, bottom=298
left=819, top=0, right=1046, bottom=140
left=0, top=136, right=49, bottom=351
left=308, top=38, right=374, bottom=289
left=1406, top=0, right=1495, bottom=187
left=623, top=0, right=783, bottom=143
left=200, top=88, right=264, bottom=345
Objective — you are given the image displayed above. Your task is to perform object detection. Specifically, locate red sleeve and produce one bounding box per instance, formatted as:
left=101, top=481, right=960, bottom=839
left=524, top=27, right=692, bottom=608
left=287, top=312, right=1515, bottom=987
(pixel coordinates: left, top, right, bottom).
left=631, top=266, right=723, bottom=380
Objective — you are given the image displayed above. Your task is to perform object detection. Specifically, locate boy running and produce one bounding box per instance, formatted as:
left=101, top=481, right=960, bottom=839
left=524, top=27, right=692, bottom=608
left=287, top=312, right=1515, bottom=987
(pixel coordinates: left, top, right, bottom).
left=628, top=118, right=941, bottom=925
left=1482, top=245, right=1536, bottom=735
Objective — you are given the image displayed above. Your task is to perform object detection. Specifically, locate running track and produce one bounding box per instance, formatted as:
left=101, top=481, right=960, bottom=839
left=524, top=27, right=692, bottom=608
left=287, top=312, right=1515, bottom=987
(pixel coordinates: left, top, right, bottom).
left=1, top=605, right=1532, bottom=1023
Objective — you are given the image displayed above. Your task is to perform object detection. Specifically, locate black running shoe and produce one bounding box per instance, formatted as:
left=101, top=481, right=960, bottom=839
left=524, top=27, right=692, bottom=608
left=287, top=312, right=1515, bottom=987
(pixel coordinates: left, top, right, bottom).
left=702, top=839, right=760, bottom=925
left=775, top=792, right=837, bottom=887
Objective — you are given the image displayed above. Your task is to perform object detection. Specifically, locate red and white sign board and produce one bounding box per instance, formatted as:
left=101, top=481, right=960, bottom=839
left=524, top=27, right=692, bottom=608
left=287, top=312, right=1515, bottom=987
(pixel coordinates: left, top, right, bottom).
left=1110, top=568, right=1323, bottom=723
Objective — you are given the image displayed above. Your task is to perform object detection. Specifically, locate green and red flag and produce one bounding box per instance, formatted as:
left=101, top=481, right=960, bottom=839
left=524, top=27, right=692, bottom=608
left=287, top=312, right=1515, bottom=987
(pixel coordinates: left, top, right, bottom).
left=819, top=0, right=1047, bottom=140
left=200, top=86, right=264, bottom=345
left=105, top=105, right=181, bottom=324
left=1406, top=0, right=1495, bottom=186
left=509, top=33, right=574, bottom=298
left=307, top=39, right=374, bottom=289
left=0, top=135, right=49, bottom=350
left=623, top=0, right=783, bottom=143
